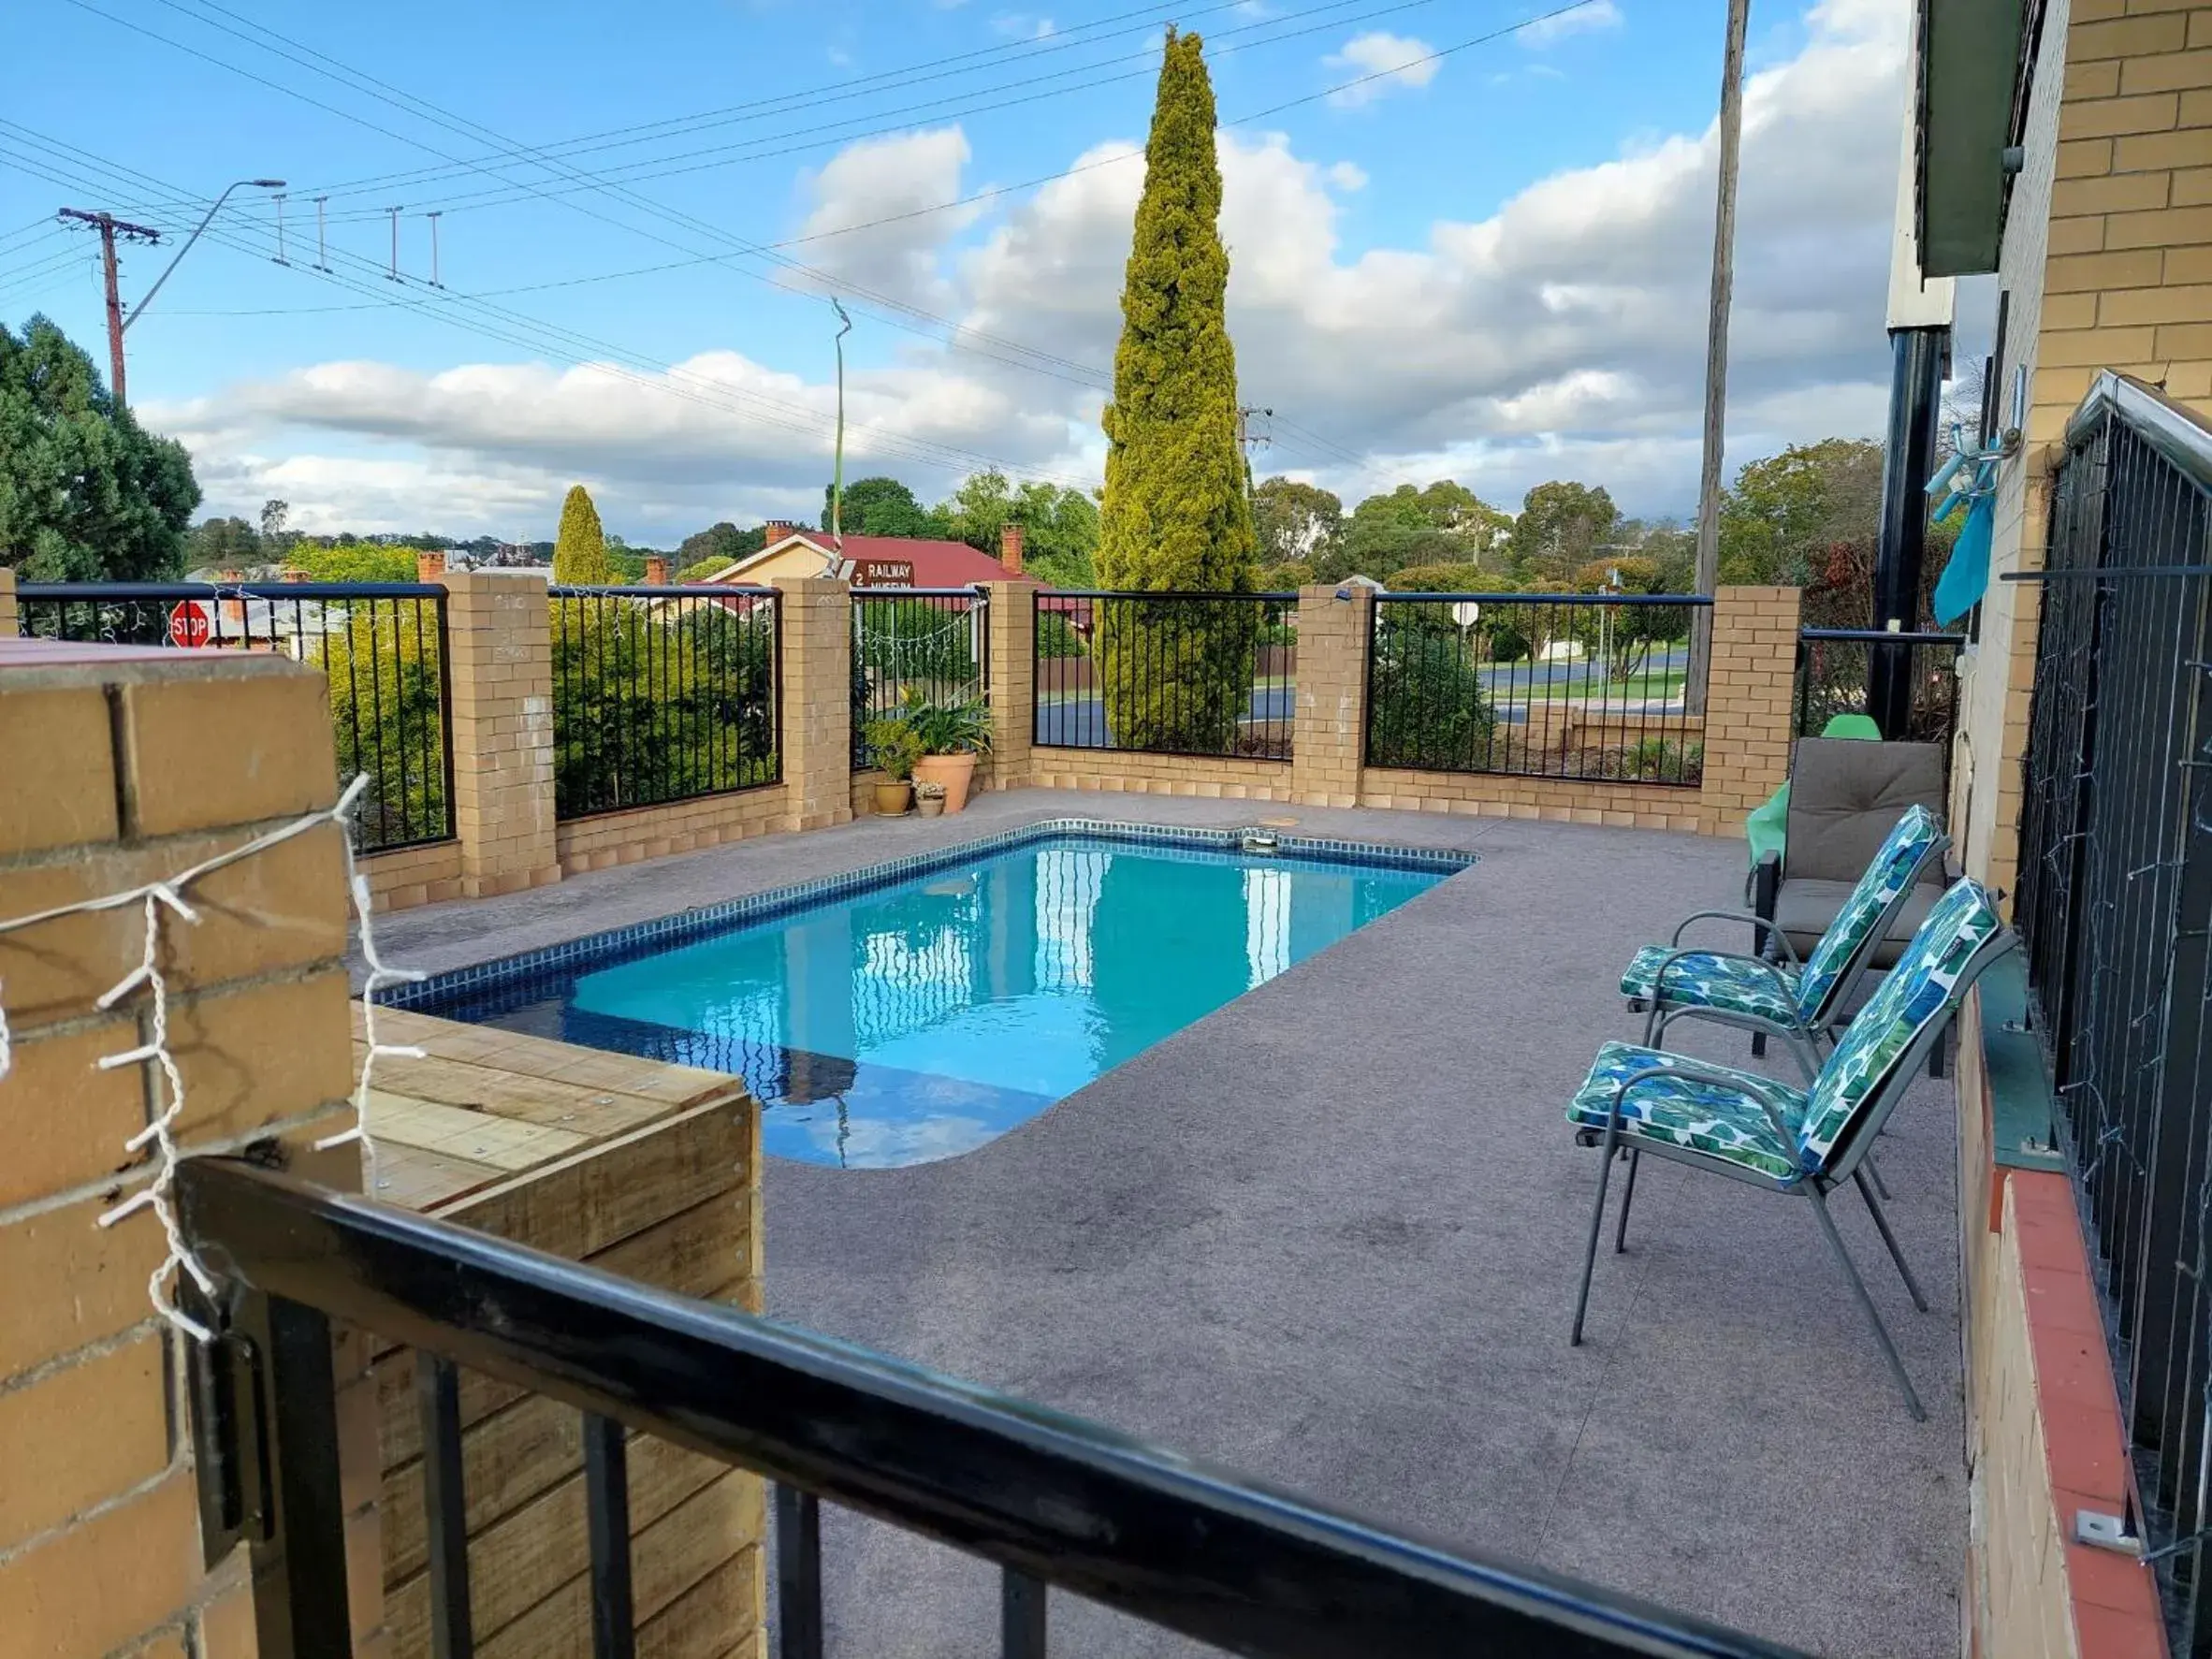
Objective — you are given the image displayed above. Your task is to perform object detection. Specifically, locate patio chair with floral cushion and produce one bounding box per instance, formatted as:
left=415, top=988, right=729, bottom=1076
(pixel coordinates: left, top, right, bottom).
left=1565, top=877, right=2015, bottom=1419
left=1617, top=803, right=1949, bottom=1084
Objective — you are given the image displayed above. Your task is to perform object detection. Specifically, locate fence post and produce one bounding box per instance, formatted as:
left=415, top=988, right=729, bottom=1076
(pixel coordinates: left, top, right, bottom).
left=1695, top=585, right=1801, bottom=836
left=1290, top=583, right=1370, bottom=808
left=441, top=569, right=560, bottom=895
left=771, top=576, right=855, bottom=833
left=983, top=581, right=1034, bottom=791
left=0, top=566, right=16, bottom=633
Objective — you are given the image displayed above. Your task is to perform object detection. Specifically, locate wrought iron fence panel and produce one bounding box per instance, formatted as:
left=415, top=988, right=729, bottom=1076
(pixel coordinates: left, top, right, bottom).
left=851, top=588, right=988, bottom=768
left=1032, top=591, right=1296, bottom=760
left=1365, top=593, right=1708, bottom=786
left=2015, top=377, right=2212, bottom=1655
left=14, top=581, right=454, bottom=851
left=549, top=586, right=779, bottom=820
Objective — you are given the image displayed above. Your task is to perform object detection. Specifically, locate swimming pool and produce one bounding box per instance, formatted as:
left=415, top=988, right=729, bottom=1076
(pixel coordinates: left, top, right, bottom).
left=394, top=822, right=1470, bottom=1168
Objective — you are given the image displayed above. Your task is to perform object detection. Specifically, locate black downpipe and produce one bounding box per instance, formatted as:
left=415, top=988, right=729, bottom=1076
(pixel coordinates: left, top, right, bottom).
left=1870, top=326, right=1949, bottom=737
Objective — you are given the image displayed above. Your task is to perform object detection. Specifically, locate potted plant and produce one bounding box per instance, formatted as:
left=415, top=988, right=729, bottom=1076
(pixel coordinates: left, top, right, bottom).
left=913, top=779, right=947, bottom=818
left=863, top=716, right=922, bottom=815
left=902, top=690, right=993, bottom=814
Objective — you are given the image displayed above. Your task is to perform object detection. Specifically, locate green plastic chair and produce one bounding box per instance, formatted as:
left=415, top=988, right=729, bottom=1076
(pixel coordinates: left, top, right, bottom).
left=1564, top=878, right=2015, bottom=1419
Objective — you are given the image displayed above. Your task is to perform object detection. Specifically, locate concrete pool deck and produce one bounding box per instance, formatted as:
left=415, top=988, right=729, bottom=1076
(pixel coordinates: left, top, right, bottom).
left=365, top=787, right=1965, bottom=1657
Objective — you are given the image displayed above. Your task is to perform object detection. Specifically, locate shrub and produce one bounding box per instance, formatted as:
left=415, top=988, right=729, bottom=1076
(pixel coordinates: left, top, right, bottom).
left=1365, top=614, right=1498, bottom=770
left=1387, top=561, right=1488, bottom=593
left=1036, top=610, right=1087, bottom=658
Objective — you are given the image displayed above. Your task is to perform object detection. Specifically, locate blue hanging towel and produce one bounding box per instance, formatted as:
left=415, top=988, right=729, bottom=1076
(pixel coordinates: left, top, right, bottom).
left=1933, top=491, right=1994, bottom=626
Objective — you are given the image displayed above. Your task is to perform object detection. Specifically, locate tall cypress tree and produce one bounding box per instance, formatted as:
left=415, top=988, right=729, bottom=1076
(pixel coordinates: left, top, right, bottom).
left=553, top=483, right=616, bottom=582
left=1096, top=30, right=1259, bottom=752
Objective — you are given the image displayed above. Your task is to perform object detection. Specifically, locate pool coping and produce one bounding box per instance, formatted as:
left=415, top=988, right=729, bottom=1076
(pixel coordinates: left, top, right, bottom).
left=378, top=817, right=1480, bottom=1011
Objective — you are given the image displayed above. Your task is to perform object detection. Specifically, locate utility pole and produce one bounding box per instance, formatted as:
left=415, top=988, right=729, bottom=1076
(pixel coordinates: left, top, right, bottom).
left=57, top=209, right=161, bottom=406
left=1686, top=0, right=1750, bottom=717
left=831, top=299, right=853, bottom=561
left=1236, top=404, right=1273, bottom=502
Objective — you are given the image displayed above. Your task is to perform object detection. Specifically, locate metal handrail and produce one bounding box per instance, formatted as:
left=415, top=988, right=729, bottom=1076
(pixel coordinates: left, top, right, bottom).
left=2063, top=371, right=2212, bottom=494
left=1040, top=589, right=1300, bottom=601
left=1376, top=591, right=1714, bottom=607
left=546, top=583, right=777, bottom=597
left=1798, top=628, right=1966, bottom=647
left=16, top=580, right=448, bottom=598
left=175, top=1157, right=1805, bottom=1659
left=852, top=586, right=988, bottom=599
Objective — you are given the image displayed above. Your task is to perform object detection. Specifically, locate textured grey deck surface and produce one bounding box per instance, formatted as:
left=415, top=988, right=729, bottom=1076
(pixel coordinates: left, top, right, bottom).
left=369, top=788, right=1965, bottom=1658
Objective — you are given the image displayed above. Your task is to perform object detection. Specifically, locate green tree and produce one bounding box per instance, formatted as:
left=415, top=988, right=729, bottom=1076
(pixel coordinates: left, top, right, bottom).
left=0, top=316, right=200, bottom=579
left=677, top=520, right=764, bottom=573
left=939, top=470, right=1100, bottom=585
left=1508, top=481, right=1619, bottom=579
left=553, top=484, right=618, bottom=583
left=285, top=542, right=418, bottom=583
left=1252, top=477, right=1343, bottom=570
left=1717, top=439, right=1884, bottom=588
left=1095, top=30, right=1258, bottom=750
left=825, top=475, right=953, bottom=539
left=184, top=516, right=262, bottom=571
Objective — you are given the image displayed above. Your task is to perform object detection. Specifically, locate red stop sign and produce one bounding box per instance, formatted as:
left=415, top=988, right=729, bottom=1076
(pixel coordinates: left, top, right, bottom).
left=168, top=601, right=212, bottom=648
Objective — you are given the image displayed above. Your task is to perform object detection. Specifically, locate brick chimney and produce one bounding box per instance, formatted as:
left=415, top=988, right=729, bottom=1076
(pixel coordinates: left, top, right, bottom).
left=762, top=519, right=795, bottom=545
left=999, top=521, right=1025, bottom=575
left=644, top=554, right=669, bottom=586
left=416, top=549, right=446, bottom=580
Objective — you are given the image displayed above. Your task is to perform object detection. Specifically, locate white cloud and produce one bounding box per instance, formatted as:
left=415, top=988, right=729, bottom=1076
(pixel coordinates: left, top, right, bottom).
left=1323, top=32, right=1441, bottom=109
left=1519, top=0, right=1623, bottom=48
left=157, top=0, right=1914, bottom=537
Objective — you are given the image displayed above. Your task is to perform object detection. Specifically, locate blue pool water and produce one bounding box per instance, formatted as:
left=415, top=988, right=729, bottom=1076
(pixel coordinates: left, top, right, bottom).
left=408, top=831, right=1458, bottom=1169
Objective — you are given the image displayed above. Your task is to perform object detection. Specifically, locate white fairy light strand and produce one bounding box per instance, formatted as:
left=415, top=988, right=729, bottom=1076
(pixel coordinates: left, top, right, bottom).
left=0, top=773, right=417, bottom=1343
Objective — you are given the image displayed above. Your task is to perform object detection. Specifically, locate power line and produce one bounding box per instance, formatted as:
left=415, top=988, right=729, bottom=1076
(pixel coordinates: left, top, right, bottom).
left=3, top=133, right=1097, bottom=484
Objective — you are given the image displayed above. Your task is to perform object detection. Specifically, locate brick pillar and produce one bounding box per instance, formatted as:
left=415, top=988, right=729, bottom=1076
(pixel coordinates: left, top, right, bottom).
left=0, top=565, right=16, bottom=633
left=982, top=580, right=1034, bottom=788
left=441, top=569, right=560, bottom=897
left=771, top=576, right=855, bottom=833
left=1290, top=583, right=1370, bottom=808
left=0, top=645, right=382, bottom=1655
left=1695, top=584, right=1801, bottom=836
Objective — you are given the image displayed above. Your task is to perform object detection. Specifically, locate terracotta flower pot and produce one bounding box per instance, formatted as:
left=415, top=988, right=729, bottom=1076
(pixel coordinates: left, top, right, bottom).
left=912, top=752, right=978, bottom=813
left=916, top=793, right=945, bottom=818
left=873, top=779, right=914, bottom=816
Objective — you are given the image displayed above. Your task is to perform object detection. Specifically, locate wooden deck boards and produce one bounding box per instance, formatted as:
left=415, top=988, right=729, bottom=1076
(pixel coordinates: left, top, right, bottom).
left=352, top=1002, right=747, bottom=1214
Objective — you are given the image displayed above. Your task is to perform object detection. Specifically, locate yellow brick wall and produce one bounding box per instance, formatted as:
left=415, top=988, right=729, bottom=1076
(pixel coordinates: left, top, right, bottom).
left=1027, top=751, right=1296, bottom=800
left=555, top=786, right=793, bottom=874
left=772, top=578, right=856, bottom=836
left=1289, top=583, right=1369, bottom=808
left=360, top=838, right=465, bottom=913
left=0, top=647, right=382, bottom=1657
left=444, top=570, right=561, bottom=899
left=1960, top=0, right=2212, bottom=906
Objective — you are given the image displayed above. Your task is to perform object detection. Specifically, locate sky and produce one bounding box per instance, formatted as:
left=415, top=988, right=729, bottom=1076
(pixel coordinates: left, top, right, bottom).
left=0, top=0, right=1984, bottom=546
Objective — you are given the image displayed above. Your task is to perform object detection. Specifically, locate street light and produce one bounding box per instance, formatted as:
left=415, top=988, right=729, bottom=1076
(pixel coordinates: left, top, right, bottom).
left=123, top=177, right=286, bottom=331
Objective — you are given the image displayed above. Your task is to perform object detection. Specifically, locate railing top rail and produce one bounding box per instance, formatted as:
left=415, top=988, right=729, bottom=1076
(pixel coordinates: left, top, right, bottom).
left=2065, top=370, right=2212, bottom=493
left=1798, top=628, right=1968, bottom=646
left=547, top=583, right=778, bottom=598
left=1034, top=589, right=1300, bottom=602
left=1377, top=590, right=1713, bottom=607
left=853, top=586, right=988, bottom=599
left=176, top=1158, right=1802, bottom=1659
left=15, top=580, right=448, bottom=600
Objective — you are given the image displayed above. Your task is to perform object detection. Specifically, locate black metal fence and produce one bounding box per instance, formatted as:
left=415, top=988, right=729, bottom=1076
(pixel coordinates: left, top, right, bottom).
left=173, top=1156, right=1806, bottom=1659
left=1032, top=590, right=1296, bottom=760
left=549, top=586, right=780, bottom=820
left=14, top=581, right=453, bottom=851
left=2013, top=373, right=2212, bottom=1654
left=1792, top=628, right=1964, bottom=747
left=1366, top=593, right=1709, bottom=785
left=851, top=587, right=987, bottom=768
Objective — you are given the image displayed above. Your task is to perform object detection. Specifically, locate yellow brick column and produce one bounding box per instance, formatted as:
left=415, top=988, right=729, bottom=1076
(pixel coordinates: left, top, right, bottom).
left=771, top=576, right=855, bottom=833
left=442, top=568, right=560, bottom=897
left=0, top=647, right=382, bottom=1657
left=0, top=566, right=16, bottom=633
left=983, top=580, right=1034, bottom=788
left=1290, top=582, right=1370, bottom=808
left=1695, top=585, right=1801, bottom=836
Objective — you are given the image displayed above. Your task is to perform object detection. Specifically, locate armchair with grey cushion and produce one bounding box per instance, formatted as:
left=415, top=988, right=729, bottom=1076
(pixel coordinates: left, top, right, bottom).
left=1750, top=736, right=1949, bottom=1062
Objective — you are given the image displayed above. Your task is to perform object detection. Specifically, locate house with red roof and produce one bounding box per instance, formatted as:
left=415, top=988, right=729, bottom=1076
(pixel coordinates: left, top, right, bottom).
left=696, top=521, right=1040, bottom=589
